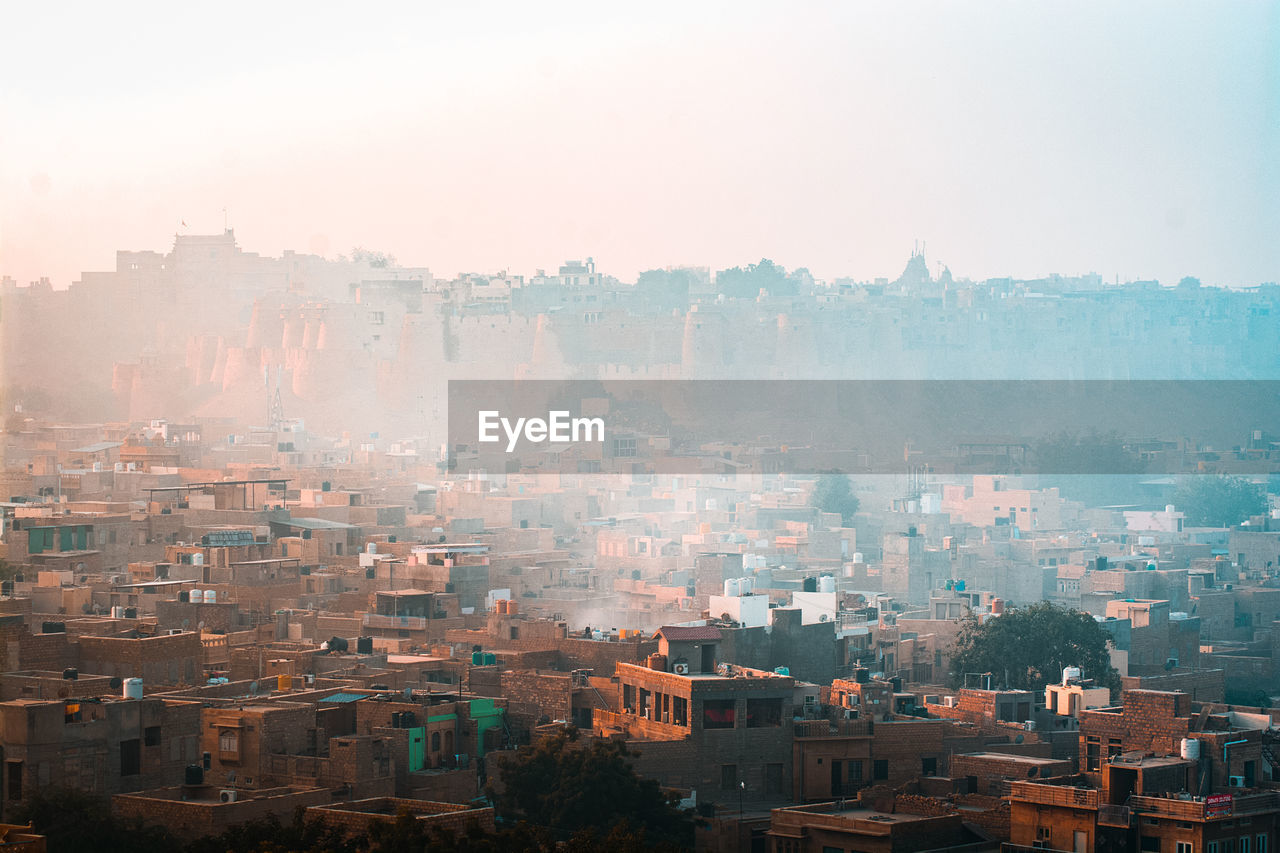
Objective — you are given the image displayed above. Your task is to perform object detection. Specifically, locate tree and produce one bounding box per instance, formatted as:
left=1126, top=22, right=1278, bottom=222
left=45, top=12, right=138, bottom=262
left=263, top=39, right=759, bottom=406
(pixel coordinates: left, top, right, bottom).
left=1174, top=475, right=1267, bottom=528
left=12, top=787, right=176, bottom=853
left=491, top=727, right=693, bottom=850
left=811, top=473, right=859, bottom=525
left=949, top=601, right=1120, bottom=694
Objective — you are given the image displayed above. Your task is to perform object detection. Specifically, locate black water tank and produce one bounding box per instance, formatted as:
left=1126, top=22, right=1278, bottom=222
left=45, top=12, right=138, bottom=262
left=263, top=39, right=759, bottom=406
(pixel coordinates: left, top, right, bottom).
left=391, top=712, right=402, bottom=728
left=890, top=676, right=903, bottom=692
left=802, top=577, right=818, bottom=592
left=63, top=667, right=78, bottom=680
left=184, top=764, right=204, bottom=786
left=854, top=668, right=869, bottom=684
left=41, top=621, right=65, bottom=634
left=400, top=710, right=415, bottom=727
left=328, top=636, right=349, bottom=653
left=357, top=636, right=373, bottom=655
left=124, top=607, right=137, bottom=619
left=365, top=568, right=375, bottom=579
left=179, top=590, right=190, bottom=603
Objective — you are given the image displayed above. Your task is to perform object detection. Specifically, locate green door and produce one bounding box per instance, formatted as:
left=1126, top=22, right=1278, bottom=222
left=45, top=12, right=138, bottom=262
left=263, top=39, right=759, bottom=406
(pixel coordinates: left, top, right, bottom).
left=408, top=728, right=425, bottom=772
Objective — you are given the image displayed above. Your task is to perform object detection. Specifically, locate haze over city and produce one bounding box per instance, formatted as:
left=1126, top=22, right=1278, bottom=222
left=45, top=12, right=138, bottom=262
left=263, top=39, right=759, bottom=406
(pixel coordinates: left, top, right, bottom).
left=4, top=5, right=1280, bottom=853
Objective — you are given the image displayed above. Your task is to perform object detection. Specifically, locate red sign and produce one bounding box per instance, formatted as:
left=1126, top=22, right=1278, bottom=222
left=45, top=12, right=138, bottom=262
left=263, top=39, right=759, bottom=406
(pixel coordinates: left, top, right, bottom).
left=1205, top=793, right=1233, bottom=819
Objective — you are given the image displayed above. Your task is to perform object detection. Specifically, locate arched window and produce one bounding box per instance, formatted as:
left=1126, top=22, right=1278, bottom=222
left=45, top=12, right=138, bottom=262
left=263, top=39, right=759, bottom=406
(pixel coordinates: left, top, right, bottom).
left=431, top=732, right=441, bottom=752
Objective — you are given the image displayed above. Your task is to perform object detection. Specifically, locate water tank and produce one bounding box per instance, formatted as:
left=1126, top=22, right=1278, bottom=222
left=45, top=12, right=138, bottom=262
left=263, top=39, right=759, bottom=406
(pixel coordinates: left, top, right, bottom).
left=124, top=607, right=137, bottom=619
left=1181, top=738, right=1200, bottom=760
left=277, top=673, right=292, bottom=691
left=802, top=577, right=818, bottom=592
left=955, top=580, right=966, bottom=592
left=1062, top=666, right=1082, bottom=685
left=111, top=606, right=126, bottom=618
left=184, top=764, right=205, bottom=786
left=1166, top=505, right=1176, bottom=514
left=190, top=589, right=204, bottom=604
left=506, top=600, right=519, bottom=615
left=123, top=678, right=143, bottom=700
left=328, top=637, right=349, bottom=653
left=192, top=553, right=204, bottom=566
left=647, top=653, right=668, bottom=672
left=471, top=651, right=484, bottom=665
left=740, top=577, right=754, bottom=595
left=366, top=542, right=377, bottom=554
left=774, top=666, right=790, bottom=676
left=725, top=578, right=741, bottom=597
left=819, top=575, right=835, bottom=594
left=63, top=667, right=78, bottom=680
left=990, top=598, right=1005, bottom=615
left=178, top=591, right=189, bottom=603
left=853, top=552, right=864, bottom=564
left=855, top=668, right=870, bottom=684
left=204, top=590, right=216, bottom=604
left=356, top=636, right=374, bottom=654
left=41, top=621, right=65, bottom=634
left=483, top=653, right=497, bottom=666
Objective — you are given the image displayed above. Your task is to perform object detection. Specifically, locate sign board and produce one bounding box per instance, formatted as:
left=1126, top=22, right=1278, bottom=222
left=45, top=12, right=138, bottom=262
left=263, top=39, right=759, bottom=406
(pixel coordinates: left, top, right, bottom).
left=1205, top=793, right=1233, bottom=819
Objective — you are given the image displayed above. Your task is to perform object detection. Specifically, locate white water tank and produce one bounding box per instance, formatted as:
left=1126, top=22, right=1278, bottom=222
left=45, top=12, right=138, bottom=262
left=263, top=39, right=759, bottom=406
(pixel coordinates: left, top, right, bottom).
left=123, top=678, right=143, bottom=700
left=192, top=553, right=204, bottom=566
left=1181, top=738, right=1200, bottom=760
left=204, top=589, right=216, bottom=604
left=1062, top=666, right=1082, bottom=685
left=853, top=552, right=864, bottom=564
left=190, top=589, right=204, bottom=604
left=819, top=575, right=835, bottom=594
left=725, top=578, right=742, bottom=597
left=367, top=542, right=377, bottom=554
left=740, top=576, right=754, bottom=595
left=111, top=606, right=126, bottom=618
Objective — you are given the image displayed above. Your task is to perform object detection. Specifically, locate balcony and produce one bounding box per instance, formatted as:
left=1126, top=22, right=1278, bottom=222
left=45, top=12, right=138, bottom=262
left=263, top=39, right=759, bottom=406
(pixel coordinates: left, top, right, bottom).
left=1097, top=804, right=1131, bottom=827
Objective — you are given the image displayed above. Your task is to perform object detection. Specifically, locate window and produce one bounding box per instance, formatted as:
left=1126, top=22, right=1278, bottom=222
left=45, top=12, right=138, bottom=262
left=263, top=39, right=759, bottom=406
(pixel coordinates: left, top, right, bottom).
left=219, top=730, right=239, bottom=754
left=848, top=759, right=863, bottom=781
left=144, top=726, right=161, bottom=747
left=746, top=698, right=782, bottom=727
left=1109, top=737, right=1123, bottom=759
left=1210, top=843, right=1220, bottom=853
left=1034, top=827, right=1052, bottom=849
left=873, top=759, right=889, bottom=780
left=1242, top=839, right=1252, bottom=853
left=672, top=696, right=688, bottom=726
left=1086, top=736, right=1101, bottom=771
left=613, top=438, right=637, bottom=458
left=1257, top=835, right=1267, bottom=853
left=120, top=739, right=141, bottom=776
left=1140, top=837, right=1161, bottom=852
left=703, top=699, right=736, bottom=729
left=431, top=732, right=441, bottom=751
left=720, top=764, right=737, bottom=789
left=1176, top=844, right=1193, bottom=853
left=922, top=757, right=937, bottom=776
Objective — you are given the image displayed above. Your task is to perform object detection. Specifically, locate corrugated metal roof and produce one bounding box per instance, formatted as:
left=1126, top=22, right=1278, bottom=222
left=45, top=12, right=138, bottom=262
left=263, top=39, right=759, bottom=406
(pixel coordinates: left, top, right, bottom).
left=319, top=692, right=369, bottom=704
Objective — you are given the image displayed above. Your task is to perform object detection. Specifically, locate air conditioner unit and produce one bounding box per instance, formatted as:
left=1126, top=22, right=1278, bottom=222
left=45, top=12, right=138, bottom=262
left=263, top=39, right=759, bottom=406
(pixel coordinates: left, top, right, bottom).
left=942, top=696, right=957, bottom=708
left=219, top=789, right=239, bottom=803
left=1229, top=776, right=1246, bottom=788
left=672, top=662, right=690, bottom=675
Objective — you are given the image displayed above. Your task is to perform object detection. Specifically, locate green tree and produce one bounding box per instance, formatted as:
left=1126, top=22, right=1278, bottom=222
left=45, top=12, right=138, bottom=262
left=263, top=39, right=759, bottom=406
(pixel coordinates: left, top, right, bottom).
left=491, top=727, right=693, bottom=850
left=1174, top=475, right=1267, bottom=528
left=810, top=473, right=860, bottom=525
left=12, top=787, right=176, bottom=853
left=949, top=601, right=1120, bottom=694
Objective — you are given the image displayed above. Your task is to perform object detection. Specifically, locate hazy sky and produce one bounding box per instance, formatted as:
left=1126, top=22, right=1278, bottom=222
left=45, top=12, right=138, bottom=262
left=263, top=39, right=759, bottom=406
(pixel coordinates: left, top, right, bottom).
left=2, top=1, right=1277, bottom=288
